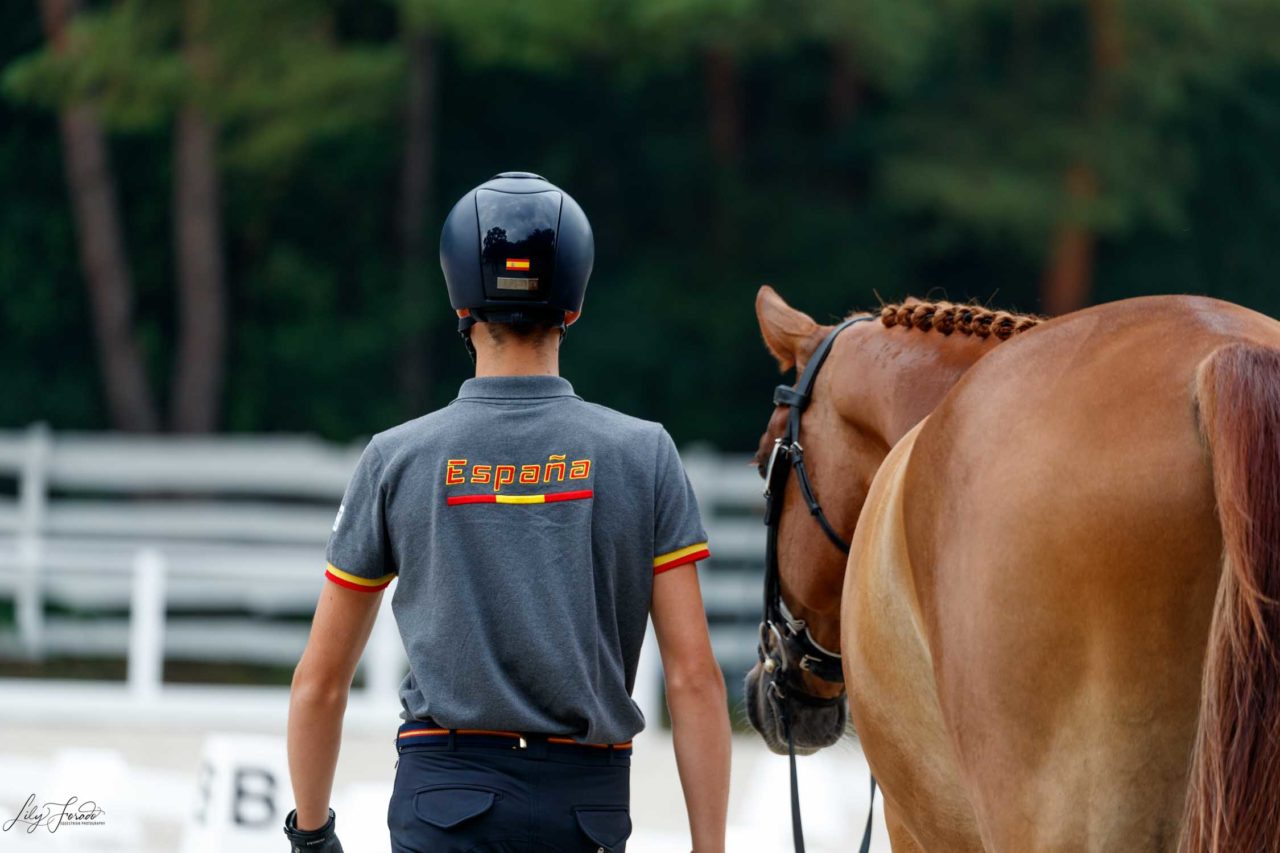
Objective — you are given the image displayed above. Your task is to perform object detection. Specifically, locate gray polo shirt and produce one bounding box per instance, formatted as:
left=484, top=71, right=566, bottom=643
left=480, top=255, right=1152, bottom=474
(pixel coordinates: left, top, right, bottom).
left=323, top=375, right=709, bottom=744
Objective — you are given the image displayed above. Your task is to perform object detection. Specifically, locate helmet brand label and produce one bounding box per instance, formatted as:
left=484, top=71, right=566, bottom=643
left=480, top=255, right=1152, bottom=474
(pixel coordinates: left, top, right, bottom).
left=496, top=276, right=538, bottom=291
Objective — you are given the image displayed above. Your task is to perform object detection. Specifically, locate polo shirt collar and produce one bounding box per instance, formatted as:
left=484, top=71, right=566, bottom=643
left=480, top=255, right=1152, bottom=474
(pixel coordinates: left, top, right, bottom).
left=456, top=375, right=579, bottom=400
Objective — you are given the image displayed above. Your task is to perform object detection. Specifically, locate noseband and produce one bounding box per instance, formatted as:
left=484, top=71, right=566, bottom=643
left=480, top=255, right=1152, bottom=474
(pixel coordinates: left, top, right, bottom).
left=756, top=315, right=876, bottom=853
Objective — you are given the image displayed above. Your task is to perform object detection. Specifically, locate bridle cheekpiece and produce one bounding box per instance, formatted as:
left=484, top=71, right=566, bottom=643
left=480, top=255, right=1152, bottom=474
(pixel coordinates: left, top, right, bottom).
left=755, top=313, right=877, bottom=853
left=758, top=315, right=871, bottom=694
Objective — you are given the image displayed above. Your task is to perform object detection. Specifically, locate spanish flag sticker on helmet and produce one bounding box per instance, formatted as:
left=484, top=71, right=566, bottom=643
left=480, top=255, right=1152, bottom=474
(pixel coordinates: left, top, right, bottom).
left=505, top=258, right=531, bottom=271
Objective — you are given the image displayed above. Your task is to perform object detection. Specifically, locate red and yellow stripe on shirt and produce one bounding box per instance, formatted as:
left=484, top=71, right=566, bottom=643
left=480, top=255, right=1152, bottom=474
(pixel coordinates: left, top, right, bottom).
left=447, top=489, right=592, bottom=506
left=324, top=562, right=395, bottom=592
left=653, top=541, right=709, bottom=574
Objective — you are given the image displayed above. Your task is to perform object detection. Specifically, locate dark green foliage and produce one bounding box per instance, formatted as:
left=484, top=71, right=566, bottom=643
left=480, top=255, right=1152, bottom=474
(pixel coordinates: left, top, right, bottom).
left=3, top=1, right=1280, bottom=449
left=0, top=7, right=105, bottom=428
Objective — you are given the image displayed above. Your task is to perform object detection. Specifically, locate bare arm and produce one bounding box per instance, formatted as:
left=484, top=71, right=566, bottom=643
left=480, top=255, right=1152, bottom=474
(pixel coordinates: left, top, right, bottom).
left=651, top=564, right=731, bottom=853
left=287, top=579, right=384, bottom=830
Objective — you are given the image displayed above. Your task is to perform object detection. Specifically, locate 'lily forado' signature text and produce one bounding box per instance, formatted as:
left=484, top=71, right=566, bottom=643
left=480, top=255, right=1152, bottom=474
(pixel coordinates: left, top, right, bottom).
left=2, top=794, right=106, bottom=833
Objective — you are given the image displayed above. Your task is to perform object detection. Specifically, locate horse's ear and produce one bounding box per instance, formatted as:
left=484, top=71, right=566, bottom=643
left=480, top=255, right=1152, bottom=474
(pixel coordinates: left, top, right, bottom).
left=756, top=285, right=818, bottom=373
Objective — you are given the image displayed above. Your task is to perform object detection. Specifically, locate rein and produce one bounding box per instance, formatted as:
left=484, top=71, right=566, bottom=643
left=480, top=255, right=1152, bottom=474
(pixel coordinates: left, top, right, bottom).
left=758, top=315, right=877, bottom=853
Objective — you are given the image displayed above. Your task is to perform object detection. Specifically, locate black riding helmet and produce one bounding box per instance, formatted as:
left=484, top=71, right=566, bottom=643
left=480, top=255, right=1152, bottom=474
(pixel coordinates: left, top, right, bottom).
left=440, top=172, right=594, bottom=359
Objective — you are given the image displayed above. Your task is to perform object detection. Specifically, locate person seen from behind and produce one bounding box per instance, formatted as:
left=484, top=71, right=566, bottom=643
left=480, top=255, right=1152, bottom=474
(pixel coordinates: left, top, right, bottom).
left=282, top=172, right=732, bottom=853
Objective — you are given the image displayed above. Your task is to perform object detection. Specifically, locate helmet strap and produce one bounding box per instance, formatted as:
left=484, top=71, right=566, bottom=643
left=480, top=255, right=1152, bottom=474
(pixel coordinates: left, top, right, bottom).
left=457, top=314, right=479, bottom=363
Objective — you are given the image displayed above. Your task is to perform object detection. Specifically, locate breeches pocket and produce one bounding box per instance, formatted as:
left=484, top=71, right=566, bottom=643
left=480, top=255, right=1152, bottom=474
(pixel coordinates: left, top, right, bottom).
left=388, top=750, right=632, bottom=853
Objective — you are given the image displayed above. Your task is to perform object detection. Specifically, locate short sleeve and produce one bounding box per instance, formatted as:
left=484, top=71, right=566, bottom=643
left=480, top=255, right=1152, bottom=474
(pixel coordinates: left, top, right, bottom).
left=652, top=428, right=710, bottom=575
left=324, top=442, right=396, bottom=592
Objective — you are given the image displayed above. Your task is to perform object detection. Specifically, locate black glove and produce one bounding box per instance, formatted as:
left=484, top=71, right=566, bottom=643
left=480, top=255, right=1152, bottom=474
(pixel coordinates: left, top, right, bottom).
left=283, top=807, right=344, bottom=853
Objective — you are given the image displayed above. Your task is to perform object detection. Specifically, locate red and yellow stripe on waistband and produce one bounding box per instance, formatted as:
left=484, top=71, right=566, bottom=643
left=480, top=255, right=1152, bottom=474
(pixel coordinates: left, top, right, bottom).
left=653, top=541, right=710, bottom=574
left=398, top=728, right=632, bottom=749
left=324, top=562, right=395, bottom=592
left=446, top=489, right=593, bottom=506
left=399, top=728, right=515, bottom=739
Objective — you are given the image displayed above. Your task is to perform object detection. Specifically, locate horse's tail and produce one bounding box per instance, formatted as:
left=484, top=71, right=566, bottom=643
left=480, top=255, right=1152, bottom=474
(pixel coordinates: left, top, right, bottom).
left=1181, top=342, right=1280, bottom=853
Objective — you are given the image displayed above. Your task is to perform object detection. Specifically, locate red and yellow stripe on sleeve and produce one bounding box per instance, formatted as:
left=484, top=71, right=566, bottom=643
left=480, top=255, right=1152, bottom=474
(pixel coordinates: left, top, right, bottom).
left=653, top=541, right=709, bottom=574
left=324, top=562, right=395, bottom=592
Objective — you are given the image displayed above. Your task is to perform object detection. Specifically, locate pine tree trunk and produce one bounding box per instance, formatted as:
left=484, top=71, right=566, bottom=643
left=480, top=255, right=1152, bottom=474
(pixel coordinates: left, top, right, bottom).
left=705, top=45, right=742, bottom=252
left=1039, top=0, right=1124, bottom=316
left=170, top=0, right=225, bottom=432
left=170, top=105, right=225, bottom=432
left=1041, top=164, right=1098, bottom=316
left=38, top=0, right=159, bottom=431
left=705, top=46, right=742, bottom=166
left=398, top=28, right=437, bottom=413
left=1086, top=0, right=1125, bottom=74
left=827, top=41, right=860, bottom=129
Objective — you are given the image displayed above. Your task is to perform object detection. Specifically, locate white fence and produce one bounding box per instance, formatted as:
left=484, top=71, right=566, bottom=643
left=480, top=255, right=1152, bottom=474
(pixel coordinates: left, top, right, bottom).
left=0, top=424, right=767, bottom=729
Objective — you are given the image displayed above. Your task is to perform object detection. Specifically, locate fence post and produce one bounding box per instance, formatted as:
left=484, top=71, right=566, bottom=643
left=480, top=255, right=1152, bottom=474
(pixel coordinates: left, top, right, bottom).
left=129, top=548, right=167, bottom=700
left=16, top=422, right=50, bottom=658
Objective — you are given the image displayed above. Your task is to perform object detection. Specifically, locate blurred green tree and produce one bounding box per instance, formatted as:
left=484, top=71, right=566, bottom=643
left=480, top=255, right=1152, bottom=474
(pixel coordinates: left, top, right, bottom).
left=393, top=0, right=622, bottom=412
left=6, top=0, right=400, bottom=431
left=804, top=0, right=938, bottom=127
left=874, top=0, right=1280, bottom=312
left=393, top=0, right=438, bottom=414
left=3, top=0, right=1280, bottom=451
left=25, top=0, right=161, bottom=431
left=627, top=0, right=786, bottom=186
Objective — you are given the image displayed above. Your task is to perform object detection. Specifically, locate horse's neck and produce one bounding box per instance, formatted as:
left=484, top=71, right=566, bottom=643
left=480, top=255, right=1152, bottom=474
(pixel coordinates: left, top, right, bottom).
left=865, top=328, right=995, bottom=446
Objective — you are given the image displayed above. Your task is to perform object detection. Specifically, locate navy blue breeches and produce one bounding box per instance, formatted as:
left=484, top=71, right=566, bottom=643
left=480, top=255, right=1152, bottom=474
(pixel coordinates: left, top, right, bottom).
left=388, top=722, right=632, bottom=853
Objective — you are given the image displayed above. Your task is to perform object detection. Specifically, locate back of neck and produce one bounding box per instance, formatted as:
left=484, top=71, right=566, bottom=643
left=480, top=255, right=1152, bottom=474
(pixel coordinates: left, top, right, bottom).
left=474, top=345, right=559, bottom=377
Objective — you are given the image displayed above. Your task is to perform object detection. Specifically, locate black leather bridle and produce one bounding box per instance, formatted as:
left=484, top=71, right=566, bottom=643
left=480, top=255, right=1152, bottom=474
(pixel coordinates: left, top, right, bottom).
left=756, top=314, right=876, bottom=853
left=759, top=315, right=866, bottom=692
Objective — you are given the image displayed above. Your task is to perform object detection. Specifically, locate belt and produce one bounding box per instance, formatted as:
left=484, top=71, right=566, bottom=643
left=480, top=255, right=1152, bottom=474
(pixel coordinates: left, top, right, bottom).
left=396, top=721, right=632, bottom=756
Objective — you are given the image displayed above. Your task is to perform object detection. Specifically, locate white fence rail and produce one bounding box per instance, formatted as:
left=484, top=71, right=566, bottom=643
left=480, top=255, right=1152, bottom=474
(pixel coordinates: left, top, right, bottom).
left=0, top=425, right=767, bottom=729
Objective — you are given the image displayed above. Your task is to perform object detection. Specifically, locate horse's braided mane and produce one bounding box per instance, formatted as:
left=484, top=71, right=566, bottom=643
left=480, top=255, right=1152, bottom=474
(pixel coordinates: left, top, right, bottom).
left=872, top=300, right=1043, bottom=341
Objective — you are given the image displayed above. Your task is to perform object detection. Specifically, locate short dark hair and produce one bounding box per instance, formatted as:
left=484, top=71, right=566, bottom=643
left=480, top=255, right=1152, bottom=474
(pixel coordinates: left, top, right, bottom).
left=484, top=319, right=562, bottom=347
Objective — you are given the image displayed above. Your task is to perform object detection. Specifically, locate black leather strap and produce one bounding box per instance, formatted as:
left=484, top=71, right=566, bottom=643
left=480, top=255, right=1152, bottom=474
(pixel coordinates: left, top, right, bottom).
left=859, top=776, right=878, bottom=853
left=772, top=384, right=805, bottom=408
left=762, top=314, right=871, bottom=646
left=779, top=698, right=807, bottom=853
left=792, top=448, right=850, bottom=554
left=775, top=315, right=870, bottom=554
left=756, top=314, right=879, bottom=853
left=787, top=316, right=865, bottom=411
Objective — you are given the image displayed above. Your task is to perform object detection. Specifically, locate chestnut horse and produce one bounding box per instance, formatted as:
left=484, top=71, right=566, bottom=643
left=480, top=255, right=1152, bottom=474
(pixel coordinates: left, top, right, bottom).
left=743, top=286, right=1280, bottom=851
